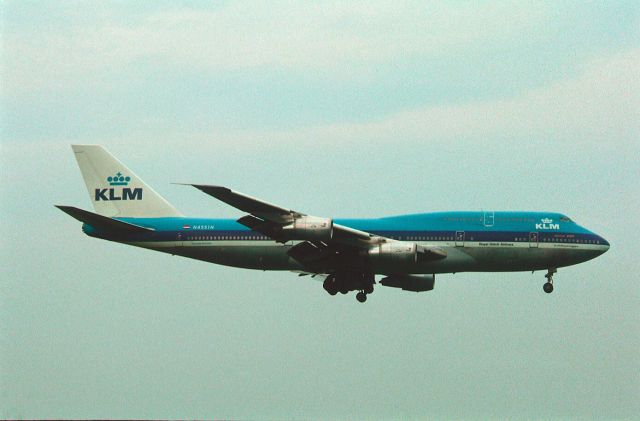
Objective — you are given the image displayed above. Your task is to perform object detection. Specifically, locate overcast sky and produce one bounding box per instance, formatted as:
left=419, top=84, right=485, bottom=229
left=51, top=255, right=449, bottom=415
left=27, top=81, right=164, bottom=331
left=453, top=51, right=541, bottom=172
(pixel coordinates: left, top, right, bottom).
left=1, top=1, right=639, bottom=419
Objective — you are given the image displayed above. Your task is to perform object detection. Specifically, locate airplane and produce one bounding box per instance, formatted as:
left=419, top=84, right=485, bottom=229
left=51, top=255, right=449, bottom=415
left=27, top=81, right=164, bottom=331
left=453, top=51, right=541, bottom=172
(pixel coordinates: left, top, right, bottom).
left=57, top=145, right=610, bottom=303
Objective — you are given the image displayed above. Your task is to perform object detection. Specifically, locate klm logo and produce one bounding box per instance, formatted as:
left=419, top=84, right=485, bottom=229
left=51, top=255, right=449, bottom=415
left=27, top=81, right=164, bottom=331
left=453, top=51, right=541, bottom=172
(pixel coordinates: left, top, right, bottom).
left=95, top=172, right=143, bottom=201
left=536, top=218, right=559, bottom=230
left=108, top=172, right=130, bottom=186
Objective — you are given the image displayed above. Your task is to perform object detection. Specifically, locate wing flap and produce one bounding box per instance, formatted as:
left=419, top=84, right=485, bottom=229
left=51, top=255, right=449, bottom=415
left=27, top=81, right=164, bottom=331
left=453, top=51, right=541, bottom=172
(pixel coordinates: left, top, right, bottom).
left=417, top=245, right=447, bottom=260
left=287, top=241, right=331, bottom=264
left=236, top=215, right=285, bottom=241
left=332, top=223, right=374, bottom=246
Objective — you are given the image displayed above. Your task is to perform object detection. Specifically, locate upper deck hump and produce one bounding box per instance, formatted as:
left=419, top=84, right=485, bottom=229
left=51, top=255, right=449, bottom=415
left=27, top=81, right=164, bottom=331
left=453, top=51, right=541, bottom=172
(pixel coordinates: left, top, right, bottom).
left=336, top=211, right=582, bottom=233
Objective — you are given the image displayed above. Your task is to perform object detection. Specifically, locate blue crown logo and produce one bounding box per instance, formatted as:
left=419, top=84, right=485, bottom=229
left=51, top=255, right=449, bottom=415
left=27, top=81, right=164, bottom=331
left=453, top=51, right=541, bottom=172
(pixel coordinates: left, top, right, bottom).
left=107, top=172, right=131, bottom=186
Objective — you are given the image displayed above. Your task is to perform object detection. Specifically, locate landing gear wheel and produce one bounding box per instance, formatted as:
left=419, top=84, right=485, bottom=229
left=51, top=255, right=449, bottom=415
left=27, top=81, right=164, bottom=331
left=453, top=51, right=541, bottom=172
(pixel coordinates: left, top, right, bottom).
left=356, top=291, right=367, bottom=303
left=543, top=268, right=556, bottom=294
left=364, top=284, right=374, bottom=295
left=323, top=278, right=338, bottom=296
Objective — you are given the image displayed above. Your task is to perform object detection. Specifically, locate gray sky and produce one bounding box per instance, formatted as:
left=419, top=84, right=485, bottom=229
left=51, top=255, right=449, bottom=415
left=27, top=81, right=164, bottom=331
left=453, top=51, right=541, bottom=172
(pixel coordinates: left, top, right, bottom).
left=1, top=1, right=639, bottom=419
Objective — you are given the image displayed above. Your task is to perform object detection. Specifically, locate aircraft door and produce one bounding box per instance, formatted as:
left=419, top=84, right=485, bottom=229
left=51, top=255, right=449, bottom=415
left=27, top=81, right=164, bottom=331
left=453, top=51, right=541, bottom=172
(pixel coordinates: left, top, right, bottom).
left=529, top=232, right=539, bottom=248
left=455, top=231, right=465, bottom=247
left=483, top=211, right=495, bottom=227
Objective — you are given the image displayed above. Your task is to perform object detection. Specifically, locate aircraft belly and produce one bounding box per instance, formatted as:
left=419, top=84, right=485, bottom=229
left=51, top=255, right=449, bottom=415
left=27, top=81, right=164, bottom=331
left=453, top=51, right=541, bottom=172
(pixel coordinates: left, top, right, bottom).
left=455, top=245, right=598, bottom=272
left=371, top=245, right=600, bottom=274
left=464, top=247, right=545, bottom=271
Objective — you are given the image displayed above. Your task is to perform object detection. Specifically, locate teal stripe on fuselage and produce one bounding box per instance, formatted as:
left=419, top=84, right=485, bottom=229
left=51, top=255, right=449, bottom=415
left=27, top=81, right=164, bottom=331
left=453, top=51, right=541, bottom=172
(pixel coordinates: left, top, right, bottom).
left=115, top=211, right=592, bottom=235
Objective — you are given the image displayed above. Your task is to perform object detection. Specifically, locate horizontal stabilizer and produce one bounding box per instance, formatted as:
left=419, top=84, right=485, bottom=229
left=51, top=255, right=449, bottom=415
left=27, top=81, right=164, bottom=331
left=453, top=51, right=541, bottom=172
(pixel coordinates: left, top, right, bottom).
left=55, top=205, right=154, bottom=233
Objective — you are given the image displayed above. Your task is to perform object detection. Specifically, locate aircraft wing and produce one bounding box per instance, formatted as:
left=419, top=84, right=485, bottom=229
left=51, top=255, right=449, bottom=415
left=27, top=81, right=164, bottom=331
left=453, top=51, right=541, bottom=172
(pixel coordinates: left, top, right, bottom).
left=189, top=184, right=298, bottom=224
left=186, top=184, right=446, bottom=269
left=189, top=184, right=373, bottom=246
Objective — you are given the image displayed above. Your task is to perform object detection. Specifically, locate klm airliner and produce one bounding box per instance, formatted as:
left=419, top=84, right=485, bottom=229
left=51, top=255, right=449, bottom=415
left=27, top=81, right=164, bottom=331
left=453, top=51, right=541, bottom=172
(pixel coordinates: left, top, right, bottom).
left=57, top=145, right=610, bottom=302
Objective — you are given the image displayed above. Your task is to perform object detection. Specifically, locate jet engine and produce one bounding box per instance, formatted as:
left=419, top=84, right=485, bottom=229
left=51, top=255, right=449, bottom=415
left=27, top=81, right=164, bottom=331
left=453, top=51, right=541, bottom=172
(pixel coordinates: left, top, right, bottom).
left=368, top=242, right=446, bottom=264
left=281, top=216, right=333, bottom=241
left=368, top=242, right=418, bottom=263
left=379, top=274, right=435, bottom=292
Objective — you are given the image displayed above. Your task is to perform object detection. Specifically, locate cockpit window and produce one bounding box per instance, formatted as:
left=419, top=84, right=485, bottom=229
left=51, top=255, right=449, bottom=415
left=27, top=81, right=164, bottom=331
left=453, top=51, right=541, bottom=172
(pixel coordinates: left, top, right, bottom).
left=560, top=216, right=572, bottom=222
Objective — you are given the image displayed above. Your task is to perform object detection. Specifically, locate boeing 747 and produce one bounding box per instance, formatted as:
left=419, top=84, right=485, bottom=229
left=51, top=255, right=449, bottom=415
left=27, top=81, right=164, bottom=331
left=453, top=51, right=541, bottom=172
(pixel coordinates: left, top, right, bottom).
left=57, top=145, right=610, bottom=302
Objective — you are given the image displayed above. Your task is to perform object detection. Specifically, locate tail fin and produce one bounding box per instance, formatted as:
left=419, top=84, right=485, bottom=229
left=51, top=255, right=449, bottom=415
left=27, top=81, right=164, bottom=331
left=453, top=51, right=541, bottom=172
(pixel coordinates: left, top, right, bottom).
left=71, top=145, right=182, bottom=217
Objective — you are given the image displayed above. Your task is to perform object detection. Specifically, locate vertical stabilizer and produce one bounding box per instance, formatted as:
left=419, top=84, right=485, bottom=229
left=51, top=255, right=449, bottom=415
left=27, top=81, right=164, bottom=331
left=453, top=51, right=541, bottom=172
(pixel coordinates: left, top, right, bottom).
left=71, top=145, right=182, bottom=217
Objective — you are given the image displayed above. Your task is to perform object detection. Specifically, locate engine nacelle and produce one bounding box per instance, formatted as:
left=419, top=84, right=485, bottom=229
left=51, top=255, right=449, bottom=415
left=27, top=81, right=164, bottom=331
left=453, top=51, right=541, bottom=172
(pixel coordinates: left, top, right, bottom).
left=379, top=274, right=435, bottom=292
left=281, top=216, right=333, bottom=241
left=368, top=242, right=419, bottom=264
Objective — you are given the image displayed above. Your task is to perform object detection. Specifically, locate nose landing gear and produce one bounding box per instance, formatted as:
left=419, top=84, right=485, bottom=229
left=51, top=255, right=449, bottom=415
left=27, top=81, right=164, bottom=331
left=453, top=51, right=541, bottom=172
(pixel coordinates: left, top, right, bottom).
left=543, top=268, right=556, bottom=293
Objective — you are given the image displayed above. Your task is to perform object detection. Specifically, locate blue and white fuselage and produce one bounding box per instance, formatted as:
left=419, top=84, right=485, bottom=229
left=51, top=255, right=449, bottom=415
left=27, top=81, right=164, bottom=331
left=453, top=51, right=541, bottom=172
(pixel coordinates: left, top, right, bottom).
left=87, top=211, right=609, bottom=274
left=58, top=145, right=609, bottom=302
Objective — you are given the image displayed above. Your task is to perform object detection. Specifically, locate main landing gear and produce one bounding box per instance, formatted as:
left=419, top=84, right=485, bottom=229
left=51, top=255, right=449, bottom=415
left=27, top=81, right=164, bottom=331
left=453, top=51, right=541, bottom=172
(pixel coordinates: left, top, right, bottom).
left=543, top=268, right=556, bottom=294
left=323, top=273, right=375, bottom=303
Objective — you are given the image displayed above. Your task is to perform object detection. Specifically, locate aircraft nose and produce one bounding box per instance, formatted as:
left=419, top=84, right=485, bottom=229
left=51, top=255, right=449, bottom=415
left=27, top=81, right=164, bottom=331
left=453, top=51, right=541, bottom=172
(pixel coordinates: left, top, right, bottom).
left=594, top=233, right=610, bottom=254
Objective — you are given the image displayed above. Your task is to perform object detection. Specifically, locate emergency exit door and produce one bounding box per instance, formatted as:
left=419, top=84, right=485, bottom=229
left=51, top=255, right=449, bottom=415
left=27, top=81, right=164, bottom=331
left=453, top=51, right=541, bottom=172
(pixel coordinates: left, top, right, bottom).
left=529, top=232, right=539, bottom=248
